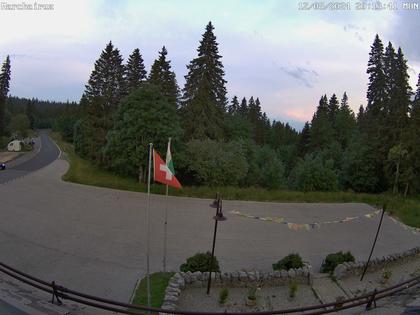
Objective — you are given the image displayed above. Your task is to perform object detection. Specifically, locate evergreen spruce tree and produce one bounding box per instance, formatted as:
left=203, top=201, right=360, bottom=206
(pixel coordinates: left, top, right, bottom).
left=328, top=93, right=339, bottom=122
left=357, top=105, right=365, bottom=124
left=77, top=42, right=126, bottom=161
left=309, top=95, right=334, bottom=150
left=364, top=35, right=389, bottom=191
left=366, top=34, right=386, bottom=130
left=383, top=42, right=397, bottom=115
left=0, top=56, right=11, bottom=136
left=388, top=47, right=411, bottom=143
left=383, top=48, right=412, bottom=193
left=335, top=92, right=356, bottom=148
left=25, top=100, right=37, bottom=129
left=125, top=48, right=147, bottom=94
left=247, top=97, right=265, bottom=145
left=408, top=74, right=420, bottom=192
left=298, top=121, right=311, bottom=157
left=148, top=46, right=179, bottom=108
left=246, top=96, right=257, bottom=120
left=415, top=73, right=420, bottom=102
left=238, top=97, right=248, bottom=117
left=84, top=41, right=126, bottom=111
left=181, top=22, right=227, bottom=140
left=228, top=96, right=239, bottom=114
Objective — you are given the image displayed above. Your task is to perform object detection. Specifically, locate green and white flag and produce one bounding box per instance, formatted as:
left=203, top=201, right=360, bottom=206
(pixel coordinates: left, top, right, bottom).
left=166, top=138, right=175, bottom=175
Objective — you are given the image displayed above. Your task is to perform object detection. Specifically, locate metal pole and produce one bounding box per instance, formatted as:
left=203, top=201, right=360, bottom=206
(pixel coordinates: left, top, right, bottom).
left=163, top=184, right=169, bottom=272
left=360, top=206, right=386, bottom=281
left=207, top=198, right=219, bottom=295
left=146, top=143, right=153, bottom=308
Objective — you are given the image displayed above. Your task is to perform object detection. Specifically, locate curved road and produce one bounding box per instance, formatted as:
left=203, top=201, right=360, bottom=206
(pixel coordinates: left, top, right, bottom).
left=0, top=130, right=60, bottom=184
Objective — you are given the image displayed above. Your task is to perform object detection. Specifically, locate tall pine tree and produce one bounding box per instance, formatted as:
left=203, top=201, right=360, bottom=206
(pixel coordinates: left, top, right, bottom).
left=408, top=74, right=420, bottom=192
left=25, top=99, right=37, bottom=129
left=309, top=95, right=334, bottom=150
left=84, top=41, right=125, bottom=111
left=366, top=34, right=386, bottom=132
left=0, top=56, right=11, bottom=136
left=125, top=48, right=147, bottom=94
left=148, top=46, right=179, bottom=108
left=364, top=35, right=388, bottom=191
left=335, top=92, right=356, bottom=148
left=328, top=93, right=339, bottom=122
left=298, top=122, right=311, bottom=157
left=238, top=97, right=248, bottom=117
left=228, top=96, right=239, bottom=114
left=181, top=22, right=227, bottom=140
left=384, top=47, right=412, bottom=194
left=76, top=42, right=125, bottom=161
left=387, top=47, right=411, bottom=144
left=383, top=42, right=397, bottom=114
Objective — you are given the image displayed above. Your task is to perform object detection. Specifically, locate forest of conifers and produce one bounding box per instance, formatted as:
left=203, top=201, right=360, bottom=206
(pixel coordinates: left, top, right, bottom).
left=1, top=23, right=419, bottom=195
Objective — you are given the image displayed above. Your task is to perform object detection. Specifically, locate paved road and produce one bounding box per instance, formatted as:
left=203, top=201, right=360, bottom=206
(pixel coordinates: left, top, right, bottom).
left=0, top=133, right=418, bottom=304
left=0, top=130, right=60, bottom=184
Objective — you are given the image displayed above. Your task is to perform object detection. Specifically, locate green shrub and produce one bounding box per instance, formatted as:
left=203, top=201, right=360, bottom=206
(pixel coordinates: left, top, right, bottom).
left=247, top=286, right=257, bottom=300
left=272, top=253, right=304, bottom=271
left=320, top=251, right=355, bottom=273
left=184, top=139, right=248, bottom=186
left=289, top=280, right=298, bottom=298
left=289, top=154, right=338, bottom=192
left=218, top=288, right=229, bottom=304
left=382, top=269, right=392, bottom=281
left=180, top=252, right=220, bottom=273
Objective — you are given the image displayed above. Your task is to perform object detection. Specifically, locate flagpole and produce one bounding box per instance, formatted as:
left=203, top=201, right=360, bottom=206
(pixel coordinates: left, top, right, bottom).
left=146, top=143, right=153, bottom=309
left=163, top=137, right=171, bottom=273
left=163, top=184, right=168, bottom=272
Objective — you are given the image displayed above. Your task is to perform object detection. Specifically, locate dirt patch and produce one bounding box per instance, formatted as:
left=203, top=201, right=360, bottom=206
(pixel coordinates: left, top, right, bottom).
left=177, top=285, right=320, bottom=311
left=0, top=151, right=24, bottom=163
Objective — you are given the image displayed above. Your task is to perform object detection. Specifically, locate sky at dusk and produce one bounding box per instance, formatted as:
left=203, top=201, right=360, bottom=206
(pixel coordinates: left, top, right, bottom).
left=0, top=0, right=419, bottom=130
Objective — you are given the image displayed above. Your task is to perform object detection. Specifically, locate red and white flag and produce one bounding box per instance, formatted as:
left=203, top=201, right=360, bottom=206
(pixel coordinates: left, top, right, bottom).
left=153, top=149, right=182, bottom=189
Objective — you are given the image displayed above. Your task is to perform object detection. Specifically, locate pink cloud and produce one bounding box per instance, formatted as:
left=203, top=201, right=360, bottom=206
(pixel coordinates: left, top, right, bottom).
left=284, top=107, right=313, bottom=122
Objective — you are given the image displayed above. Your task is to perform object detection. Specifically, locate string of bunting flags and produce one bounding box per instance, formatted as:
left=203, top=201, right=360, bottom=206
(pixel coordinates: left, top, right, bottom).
left=229, top=209, right=382, bottom=231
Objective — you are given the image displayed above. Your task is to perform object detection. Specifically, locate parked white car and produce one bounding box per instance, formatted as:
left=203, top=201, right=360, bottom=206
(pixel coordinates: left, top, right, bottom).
left=7, top=140, right=22, bottom=152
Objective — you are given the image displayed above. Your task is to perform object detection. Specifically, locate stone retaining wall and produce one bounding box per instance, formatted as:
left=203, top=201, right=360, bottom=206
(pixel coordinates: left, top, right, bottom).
left=333, top=247, right=420, bottom=279
left=160, top=265, right=313, bottom=312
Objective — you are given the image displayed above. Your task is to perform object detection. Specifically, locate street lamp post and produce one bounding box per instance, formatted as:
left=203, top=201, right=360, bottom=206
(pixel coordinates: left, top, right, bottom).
left=207, top=194, right=226, bottom=295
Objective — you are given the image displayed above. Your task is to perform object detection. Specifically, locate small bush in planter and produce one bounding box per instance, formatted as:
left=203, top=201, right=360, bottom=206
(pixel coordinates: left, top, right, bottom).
left=288, top=280, right=298, bottom=298
left=180, top=252, right=220, bottom=273
left=272, top=253, right=304, bottom=271
left=246, top=286, right=257, bottom=306
left=218, top=288, right=229, bottom=304
left=381, top=269, right=392, bottom=284
left=320, top=251, right=355, bottom=273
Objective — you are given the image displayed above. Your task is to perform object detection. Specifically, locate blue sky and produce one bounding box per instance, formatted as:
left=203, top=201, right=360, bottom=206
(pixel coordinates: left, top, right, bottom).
left=1, top=0, right=419, bottom=129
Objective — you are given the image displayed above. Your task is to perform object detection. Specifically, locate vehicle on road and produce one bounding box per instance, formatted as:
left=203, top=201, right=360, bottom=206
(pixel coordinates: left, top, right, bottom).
left=7, top=140, right=22, bottom=152
left=0, top=163, right=5, bottom=170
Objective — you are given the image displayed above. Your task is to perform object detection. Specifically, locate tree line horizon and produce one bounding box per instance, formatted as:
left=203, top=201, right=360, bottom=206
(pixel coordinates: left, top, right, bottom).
left=1, top=22, right=419, bottom=195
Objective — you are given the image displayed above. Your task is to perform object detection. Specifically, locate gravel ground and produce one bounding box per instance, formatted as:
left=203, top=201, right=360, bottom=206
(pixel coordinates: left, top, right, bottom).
left=176, top=285, right=320, bottom=311
left=340, top=256, right=420, bottom=297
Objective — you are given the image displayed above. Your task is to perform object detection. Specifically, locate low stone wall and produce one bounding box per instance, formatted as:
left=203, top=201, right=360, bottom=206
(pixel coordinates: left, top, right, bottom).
left=333, top=247, right=420, bottom=279
left=160, top=265, right=313, bottom=312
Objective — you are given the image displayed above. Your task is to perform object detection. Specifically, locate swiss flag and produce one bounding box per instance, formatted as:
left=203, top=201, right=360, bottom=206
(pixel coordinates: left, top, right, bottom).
left=153, top=149, right=182, bottom=189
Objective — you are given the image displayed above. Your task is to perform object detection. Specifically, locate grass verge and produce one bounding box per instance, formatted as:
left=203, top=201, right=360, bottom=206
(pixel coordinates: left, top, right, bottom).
left=51, top=132, right=420, bottom=228
left=131, top=272, right=175, bottom=308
